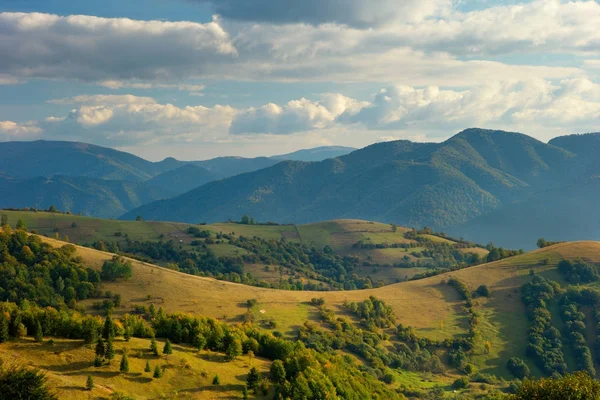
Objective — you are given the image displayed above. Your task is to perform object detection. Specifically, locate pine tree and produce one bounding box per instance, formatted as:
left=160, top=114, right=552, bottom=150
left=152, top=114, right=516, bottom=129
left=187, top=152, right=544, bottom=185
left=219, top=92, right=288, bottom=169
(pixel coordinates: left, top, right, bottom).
left=119, top=353, right=129, bottom=373
left=95, top=337, right=105, bottom=357
left=34, top=320, right=43, bottom=342
left=86, top=375, right=94, bottom=391
left=150, top=337, right=159, bottom=356
left=144, top=361, right=151, bottom=372
left=242, top=386, right=248, bottom=399
left=102, top=316, right=115, bottom=340
left=163, top=339, right=173, bottom=355
left=123, top=326, right=131, bottom=342
left=212, top=374, right=220, bottom=385
left=246, top=367, right=260, bottom=393
left=105, top=338, right=115, bottom=360
left=93, top=355, right=103, bottom=367
left=16, top=218, right=26, bottom=230
left=153, top=365, right=162, bottom=378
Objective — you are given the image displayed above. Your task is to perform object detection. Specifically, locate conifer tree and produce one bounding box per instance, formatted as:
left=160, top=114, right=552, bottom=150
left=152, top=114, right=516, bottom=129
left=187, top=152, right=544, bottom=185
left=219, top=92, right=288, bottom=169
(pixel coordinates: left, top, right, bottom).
left=163, top=339, right=173, bottom=355
left=153, top=365, right=162, bottom=378
left=119, top=353, right=129, bottom=373
left=86, top=375, right=94, bottom=391
left=150, top=337, right=159, bottom=356
left=246, top=367, right=260, bottom=393
left=95, top=337, right=105, bottom=357
left=144, top=361, right=151, bottom=373
left=35, top=320, right=44, bottom=342
left=105, top=338, right=115, bottom=360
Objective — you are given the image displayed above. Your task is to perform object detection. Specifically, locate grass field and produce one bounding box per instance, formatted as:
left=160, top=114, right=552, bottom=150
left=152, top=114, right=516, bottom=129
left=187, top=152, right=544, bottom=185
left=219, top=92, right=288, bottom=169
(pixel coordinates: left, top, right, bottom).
left=35, top=229, right=600, bottom=380
left=0, top=337, right=271, bottom=399
left=1, top=211, right=484, bottom=283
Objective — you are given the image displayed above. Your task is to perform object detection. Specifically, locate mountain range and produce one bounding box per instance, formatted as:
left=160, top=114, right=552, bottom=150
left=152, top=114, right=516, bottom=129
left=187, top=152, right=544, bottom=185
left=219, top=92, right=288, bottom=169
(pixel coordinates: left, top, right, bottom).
left=122, top=129, right=600, bottom=249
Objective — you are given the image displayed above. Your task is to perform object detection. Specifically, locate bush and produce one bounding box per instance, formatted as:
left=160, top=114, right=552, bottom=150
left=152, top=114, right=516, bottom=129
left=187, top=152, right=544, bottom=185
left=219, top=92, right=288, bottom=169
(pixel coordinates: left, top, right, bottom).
left=452, top=376, right=469, bottom=389
left=507, top=357, right=530, bottom=379
left=475, top=284, right=490, bottom=297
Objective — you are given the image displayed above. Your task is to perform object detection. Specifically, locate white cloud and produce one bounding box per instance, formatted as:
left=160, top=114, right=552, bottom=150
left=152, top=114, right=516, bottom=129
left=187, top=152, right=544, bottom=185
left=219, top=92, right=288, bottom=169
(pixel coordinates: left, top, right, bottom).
left=0, top=8, right=596, bottom=86
left=338, top=79, right=600, bottom=133
left=0, top=120, right=42, bottom=137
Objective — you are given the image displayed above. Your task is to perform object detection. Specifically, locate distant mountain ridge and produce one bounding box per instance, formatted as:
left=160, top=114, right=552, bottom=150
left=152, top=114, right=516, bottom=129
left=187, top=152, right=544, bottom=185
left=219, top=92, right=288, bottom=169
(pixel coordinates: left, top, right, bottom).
left=0, top=141, right=355, bottom=214
left=271, top=146, right=356, bottom=161
left=122, top=129, right=599, bottom=248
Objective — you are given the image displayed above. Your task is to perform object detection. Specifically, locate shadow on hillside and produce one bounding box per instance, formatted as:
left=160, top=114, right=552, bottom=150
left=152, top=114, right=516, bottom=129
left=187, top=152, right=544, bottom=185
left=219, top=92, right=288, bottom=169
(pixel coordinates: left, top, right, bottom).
left=42, top=361, right=92, bottom=372
left=476, top=274, right=532, bottom=377
left=125, top=375, right=153, bottom=384
left=198, top=352, right=228, bottom=363
left=180, top=383, right=245, bottom=394
left=57, top=385, right=87, bottom=392
left=62, top=370, right=121, bottom=379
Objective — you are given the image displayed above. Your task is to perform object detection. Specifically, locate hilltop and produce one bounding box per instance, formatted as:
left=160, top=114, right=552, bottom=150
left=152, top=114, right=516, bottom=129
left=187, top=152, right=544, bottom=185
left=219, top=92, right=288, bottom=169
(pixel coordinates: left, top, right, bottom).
left=0, top=210, right=491, bottom=287
left=123, top=129, right=590, bottom=243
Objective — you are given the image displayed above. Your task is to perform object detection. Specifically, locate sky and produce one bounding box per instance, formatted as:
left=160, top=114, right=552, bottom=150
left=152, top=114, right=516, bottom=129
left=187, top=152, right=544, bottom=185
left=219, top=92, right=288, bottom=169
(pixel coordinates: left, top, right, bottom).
left=0, top=0, right=598, bottom=160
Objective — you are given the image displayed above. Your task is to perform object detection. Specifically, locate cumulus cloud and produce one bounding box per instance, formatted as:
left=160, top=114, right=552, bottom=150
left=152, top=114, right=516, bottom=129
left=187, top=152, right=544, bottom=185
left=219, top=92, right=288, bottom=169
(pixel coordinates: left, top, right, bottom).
left=3, top=78, right=599, bottom=146
left=0, top=7, right=595, bottom=86
left=189, top=0, right=450, bottom=27
left=230, top=94, right=367, bottom=135
left=339, top=79, right=600, bottom=131
left=0, top=12, right=236, bottom=83
left=0, top=121, right=42, bottom=138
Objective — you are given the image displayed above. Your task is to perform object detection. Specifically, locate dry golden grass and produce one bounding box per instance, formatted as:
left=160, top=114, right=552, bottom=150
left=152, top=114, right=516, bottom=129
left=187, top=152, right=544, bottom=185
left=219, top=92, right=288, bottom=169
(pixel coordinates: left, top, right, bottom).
left=0, top=337, right=270, bottom=400
left=42, top=235, right=600, bottom=353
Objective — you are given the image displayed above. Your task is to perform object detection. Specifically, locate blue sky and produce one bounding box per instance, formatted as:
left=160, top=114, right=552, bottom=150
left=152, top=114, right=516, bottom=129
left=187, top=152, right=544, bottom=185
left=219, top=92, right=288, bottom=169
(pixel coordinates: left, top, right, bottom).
left=0, top=0, right=598, bottom=160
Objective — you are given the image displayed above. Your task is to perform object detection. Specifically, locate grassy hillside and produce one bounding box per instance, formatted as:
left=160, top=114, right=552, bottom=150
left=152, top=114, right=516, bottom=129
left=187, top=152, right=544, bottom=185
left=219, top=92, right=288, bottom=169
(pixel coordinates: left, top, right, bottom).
left=1, top=211, right=488, bottom=285
left=36, top=233, right=600, bottom=377
left=0, top=337, right=271, bottom=400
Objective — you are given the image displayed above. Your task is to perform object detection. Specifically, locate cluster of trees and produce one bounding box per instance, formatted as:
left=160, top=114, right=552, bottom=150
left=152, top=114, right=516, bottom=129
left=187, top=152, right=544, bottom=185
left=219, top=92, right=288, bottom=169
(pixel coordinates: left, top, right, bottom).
left=520, top=276, right=567, bottom=375
left=557, top=259, right=598, bottom=283
left=0, top=362, right=57, bottom=400
left=536, top=238, right=563, bottom=249
left=560, top=297, right=595, bottom=376
left=513, top=371, right=600, bottom=399
left=344, top=296, right=396, bottom=330
left=0, top=227, right=102, bottom=308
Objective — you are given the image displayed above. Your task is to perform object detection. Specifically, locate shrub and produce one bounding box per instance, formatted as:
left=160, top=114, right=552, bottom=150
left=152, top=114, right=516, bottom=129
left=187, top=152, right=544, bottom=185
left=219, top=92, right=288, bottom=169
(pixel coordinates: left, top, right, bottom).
left=507, top=357, right=530, bottom=379
left=452, top=377, right=469, bottom=389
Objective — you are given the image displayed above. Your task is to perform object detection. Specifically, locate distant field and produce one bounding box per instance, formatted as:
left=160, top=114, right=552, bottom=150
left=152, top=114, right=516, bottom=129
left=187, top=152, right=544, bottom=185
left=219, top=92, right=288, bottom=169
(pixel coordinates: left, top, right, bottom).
left=0, top=337, right=271, bottom=400
left=1, top=211, right=487, bottom=285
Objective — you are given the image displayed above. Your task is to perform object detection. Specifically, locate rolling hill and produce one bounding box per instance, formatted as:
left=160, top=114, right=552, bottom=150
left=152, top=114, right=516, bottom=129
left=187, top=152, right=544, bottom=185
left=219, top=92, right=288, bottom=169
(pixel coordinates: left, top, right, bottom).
left=122, top=129, right=579, bottom=235
left=145, top=164, right=220, bottom=196
left=36, top=232, right=600, bottom=380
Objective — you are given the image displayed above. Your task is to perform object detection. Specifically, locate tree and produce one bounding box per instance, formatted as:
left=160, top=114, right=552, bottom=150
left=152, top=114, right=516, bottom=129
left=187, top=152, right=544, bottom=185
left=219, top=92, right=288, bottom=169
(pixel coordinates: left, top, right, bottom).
left=240, top=214, right=250, bottom=225
left=0, top=313, right=8, bottom=343
left=105, top=338, right=115, bottom=360
left=537, top=238, right=547, bottom=248
left=136, top=216, right=143, bottom=221
left=391, top=223, right=398, bottom=232
left=193, top=334, right=206, bottom=352
left=150, top=337, right=159, bottom=356
left=95, top=337, right=106, bottom=358
left=476, top=284, right=490, bottom=297
left=0, top=214, right=7, bottom=226
left=163, top=339, right=173, bottom=355
left=507, top=357, right=530, bottom=380
left=102, top=316, right=115, bottom=340
left=225, top=335, right=242, bottom=360
left=119, top=353, right=129, bottom=373
left=0, top=364, right=57, bottom=400
left=212, top=374, right=220, bottom=385
left=94, top=356, right=103, bottom=367
left=153, top=365, right=162, bottom=378
left=270, top=360, right=286, bottom=384
left=246, top=367, right=260, bottom=393
left=101, top=256, right=132, bottom=281
left=48, top=205, right=57, bottom=213
left=16, top=218, right=26, bottom=230
left=86, top=375, right=94, bottom=391
left=35, top=320, right=44, bottom=342
left=513, top=371, right=600, bottom=399
left=144, top=361, right=151, bottom=373
left=452, top=376, right=469, bottom=389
